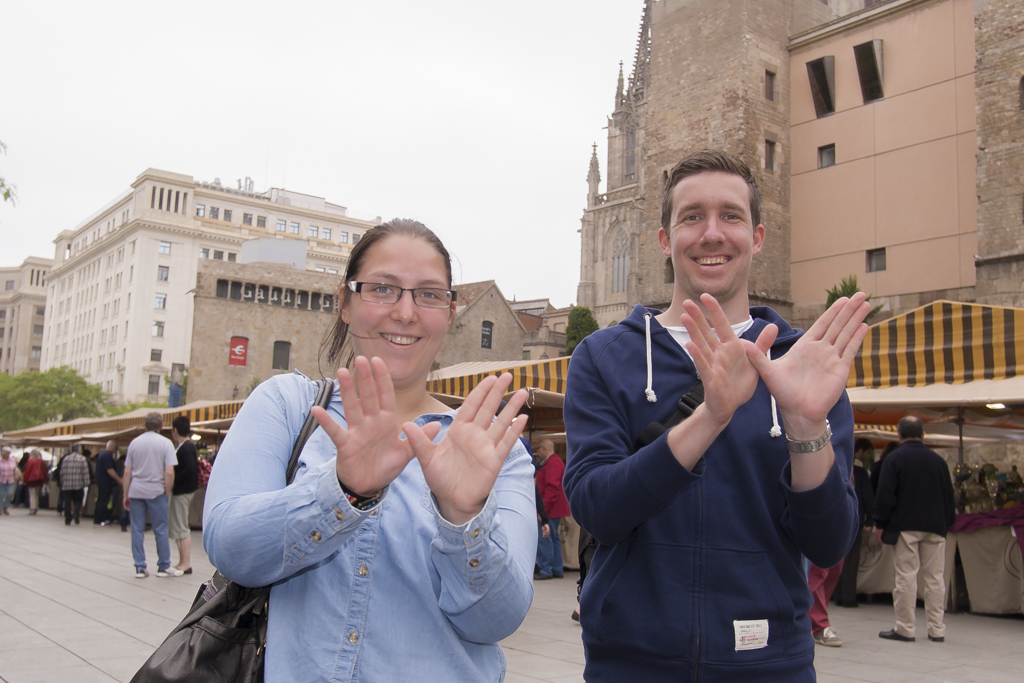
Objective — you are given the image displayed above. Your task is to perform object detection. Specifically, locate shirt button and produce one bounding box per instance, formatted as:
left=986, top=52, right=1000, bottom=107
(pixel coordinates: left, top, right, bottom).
left=469, top=558, right=480, bottom=568
left=310, top=531, right=322, bottom=542
left=334, top=507, right=345, bottom=521
left=358, top=563, right=368, bottom=577
left=348, top=631, right=359, bottom=644
left=471, top=528, right=481, bottom=539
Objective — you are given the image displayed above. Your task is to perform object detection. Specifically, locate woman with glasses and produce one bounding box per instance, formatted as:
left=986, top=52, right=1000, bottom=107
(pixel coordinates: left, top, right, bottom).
left=203, top=219, right=536, bottom=682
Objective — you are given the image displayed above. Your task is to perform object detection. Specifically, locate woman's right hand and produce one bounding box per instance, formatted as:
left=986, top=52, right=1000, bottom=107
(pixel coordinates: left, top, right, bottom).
left=312, top=356, right=418, bottom=497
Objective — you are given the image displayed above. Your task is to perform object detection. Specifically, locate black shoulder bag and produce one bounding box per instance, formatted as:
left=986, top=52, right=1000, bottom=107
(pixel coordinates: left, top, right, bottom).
left=131, top=378, right=334, bottom=683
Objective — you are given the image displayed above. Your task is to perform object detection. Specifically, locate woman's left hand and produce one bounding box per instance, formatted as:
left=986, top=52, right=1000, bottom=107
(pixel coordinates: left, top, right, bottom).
left=404, top=373, right=528, bottom=525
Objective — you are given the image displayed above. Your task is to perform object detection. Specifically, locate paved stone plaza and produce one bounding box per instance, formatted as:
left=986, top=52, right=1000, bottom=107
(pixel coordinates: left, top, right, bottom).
left=1, top=509, right=1021, bottom=682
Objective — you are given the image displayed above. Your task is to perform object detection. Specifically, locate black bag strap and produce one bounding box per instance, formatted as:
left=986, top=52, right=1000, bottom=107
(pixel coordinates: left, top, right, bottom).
left=285, top=378, right=334, bottom=484
left=636, top=379, right=705, bottom=447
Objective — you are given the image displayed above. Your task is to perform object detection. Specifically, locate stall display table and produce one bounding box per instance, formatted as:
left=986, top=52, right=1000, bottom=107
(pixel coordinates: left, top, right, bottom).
left=855, top=509, right=1024, bottom=616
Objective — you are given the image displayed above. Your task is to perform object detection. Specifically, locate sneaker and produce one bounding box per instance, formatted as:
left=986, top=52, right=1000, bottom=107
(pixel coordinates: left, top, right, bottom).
left=156, top=567, right=184, bottom=578
left=135, top=567, right=149, bottom=579
left=813, top=627, right=843, bottom=647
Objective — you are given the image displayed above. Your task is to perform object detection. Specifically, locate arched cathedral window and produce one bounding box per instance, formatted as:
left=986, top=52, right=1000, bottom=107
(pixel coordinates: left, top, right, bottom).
left=612, top=230, right=629, bottom=294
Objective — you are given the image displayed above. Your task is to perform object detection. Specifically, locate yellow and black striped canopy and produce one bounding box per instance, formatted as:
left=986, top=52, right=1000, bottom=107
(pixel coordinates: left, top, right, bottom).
left=427, top=357, right=570, bottom=398
left=849, top=300, right=1024, bottom=389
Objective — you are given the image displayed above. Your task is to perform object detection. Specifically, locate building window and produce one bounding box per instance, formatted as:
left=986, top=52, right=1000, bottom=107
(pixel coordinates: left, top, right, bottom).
left=196, top=204, right=205, bottom=217
left=227, top=252, right=237, bottom=262
left=818, top=144, right=836, bottom=168
left=853, top=40, right=884, bottom=103
left=243, top=213, right=253, bottom=226
left=157, top=266, right=169, bottom=281
left=107, top=254, right=114, bottom=268
left=315, top=266, right=325, bottom=272
left=33, top=324, right=43, bottom=337
left=352, top=234, right=361, bottom=244
left=866, top=248, right=886, bottom=273
left=277, top=219, right=287, bottom=232
left=764, top=139, right=776, bottom=172
left=272, top=341, right=291, bottom=370
left=339, top=232, right=349, bottom=243
left=764, top=70, right=776, bottom=101
left=158, top=241, right=171, bottom=255
left=289, top=222, right=300, bottom=234
left=223, top=209, right=233, bottom=222
left=523, top=350, right=531, bottom=360
left=327, top=268, right=338, bottom=275
left=216, top=280, right=229, bottom=298
left=5, top=280, right=14, bottom=290
left=257, top=215, right=267, bottom=228
left=612, top=230, right=629, bottom=294
left=806, top=56, right=836, bottom=117
left=200, top=247, right=210, bottom=259
left=36, top=306, right=45, bottom=317
left=209, top=207, right=220, bottom=220
left=322, top=228, right=331, bottom=241
left=214, top=250, right=224, bottom=260
left=309, top=226, right=319, bottom=238
left=31, top=347, right=41, bottom=359
left=152, top=321, right=165, bottom=337
left=155, top=293, right=167, bottom=309
left=151, top=349, right=162, bottom=362
left=481, top=321, right=493, bottom=350
left=148, top=375, right=161, bottom=396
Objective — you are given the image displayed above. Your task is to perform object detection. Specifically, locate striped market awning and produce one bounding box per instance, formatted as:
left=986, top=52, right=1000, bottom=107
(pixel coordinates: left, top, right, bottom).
left=849, top=300, right=1024, bottom=389
left=428, top=357, right=570, bottom=398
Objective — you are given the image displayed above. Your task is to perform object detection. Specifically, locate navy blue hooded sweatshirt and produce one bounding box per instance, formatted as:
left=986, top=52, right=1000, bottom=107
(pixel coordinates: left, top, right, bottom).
left=563, top=304, right=858, bottom=682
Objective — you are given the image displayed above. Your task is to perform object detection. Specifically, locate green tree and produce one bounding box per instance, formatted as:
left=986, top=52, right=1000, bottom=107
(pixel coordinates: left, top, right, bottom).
left=245, top=376, right=262, bottom=397
left=0, top=367, right=106, bottom=432
left=0, top=140, right=15, bottom=204
left=564, top=306, right=600, bottom=356
left=826, top=275, right=883, bottom=322
left=104, top=400, right=166, bottom=417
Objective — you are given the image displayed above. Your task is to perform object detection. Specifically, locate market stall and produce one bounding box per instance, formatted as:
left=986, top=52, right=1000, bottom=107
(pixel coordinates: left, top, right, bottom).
left=846, top=300, right=1024, bottom=614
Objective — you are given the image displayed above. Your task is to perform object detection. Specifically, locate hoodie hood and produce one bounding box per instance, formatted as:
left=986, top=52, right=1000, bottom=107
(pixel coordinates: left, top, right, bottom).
left=620, top=303, right=804, bottom=436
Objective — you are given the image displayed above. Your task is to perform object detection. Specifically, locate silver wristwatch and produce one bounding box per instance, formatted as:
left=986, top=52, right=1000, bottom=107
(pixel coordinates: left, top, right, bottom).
left=785, top=420, right=832, bottom=453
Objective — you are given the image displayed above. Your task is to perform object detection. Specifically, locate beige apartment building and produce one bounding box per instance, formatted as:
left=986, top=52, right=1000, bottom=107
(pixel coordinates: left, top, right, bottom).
left=0, top=257, right=51, bottom=375
left=42, top=168, right=379, bottom=403
left=579, top=0, right=1023, bottom=329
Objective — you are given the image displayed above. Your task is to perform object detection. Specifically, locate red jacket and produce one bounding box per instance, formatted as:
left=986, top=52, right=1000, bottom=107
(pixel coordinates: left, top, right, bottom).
left=536, top=455, right=571, bottom=519
left=22, top=458, right=49, bottom=487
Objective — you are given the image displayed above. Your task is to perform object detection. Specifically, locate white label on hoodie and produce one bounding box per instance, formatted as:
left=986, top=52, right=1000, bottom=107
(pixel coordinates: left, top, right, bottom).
left=733, top=619, right=769, bottom=651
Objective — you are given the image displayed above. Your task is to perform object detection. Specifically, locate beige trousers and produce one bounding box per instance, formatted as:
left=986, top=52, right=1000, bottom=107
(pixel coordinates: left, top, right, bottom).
left=892, top=531, right=947, bottom=638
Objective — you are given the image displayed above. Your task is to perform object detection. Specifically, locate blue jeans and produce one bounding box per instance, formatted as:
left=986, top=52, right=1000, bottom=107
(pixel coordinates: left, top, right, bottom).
left=130, top=494, right=171, bottom=572
left=0, top=483, right=15, bottom=511
left=536, top=516, right=564, bottom=578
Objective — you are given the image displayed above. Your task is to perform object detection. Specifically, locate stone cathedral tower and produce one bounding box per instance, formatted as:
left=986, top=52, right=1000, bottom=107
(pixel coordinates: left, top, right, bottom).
left=578, top=0, right=838, bottom=328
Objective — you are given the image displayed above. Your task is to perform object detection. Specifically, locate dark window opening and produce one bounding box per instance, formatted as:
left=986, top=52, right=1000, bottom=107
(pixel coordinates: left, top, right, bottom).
left=853, top=40, right=884, bottom=103
left=765, top=140, right=776, bottom=172
left=665, top=257, right=674, bottom=284
left=764, top=70, right=776, bottom=101
left=230, top=281, right=243, bottom=300
left=481, top=321, right=493, bottom=349
left=148, top=375, right=161, bottom=396
left=867, top=248, right=886, bottom=273
left=818, top=144, right=836, bottom=168
left=273, top=341, right=291, bottom=370
left=806, top=56, right=836, bottom=117
left=151, top=349, right=162, bottom=362
left=216, top=279, right=230, bottom=298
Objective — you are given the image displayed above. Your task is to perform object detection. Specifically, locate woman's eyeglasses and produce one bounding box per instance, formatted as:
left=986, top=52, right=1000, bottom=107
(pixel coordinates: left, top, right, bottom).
left=347, top=281, right=456, bottom=309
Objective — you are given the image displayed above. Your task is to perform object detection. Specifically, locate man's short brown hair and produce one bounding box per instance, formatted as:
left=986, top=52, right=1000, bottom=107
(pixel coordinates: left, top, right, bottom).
left=144, top=412, right=164, bottom=432
left=660, top=149, right=762, bottom=230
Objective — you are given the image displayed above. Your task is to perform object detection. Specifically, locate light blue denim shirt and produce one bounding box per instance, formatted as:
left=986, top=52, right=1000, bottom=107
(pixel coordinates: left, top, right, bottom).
left=203, top=372, right=537, bottom=682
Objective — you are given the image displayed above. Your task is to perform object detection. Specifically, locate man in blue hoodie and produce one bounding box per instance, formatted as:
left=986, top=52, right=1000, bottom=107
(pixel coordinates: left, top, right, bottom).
left=563, top=149, right=871, bottom=682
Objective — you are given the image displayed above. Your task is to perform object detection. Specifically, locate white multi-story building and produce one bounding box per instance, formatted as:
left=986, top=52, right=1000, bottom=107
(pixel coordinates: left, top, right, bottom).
left=1, top=256, right=52, bottom=375
left=42, top=168, right=379, bottom=403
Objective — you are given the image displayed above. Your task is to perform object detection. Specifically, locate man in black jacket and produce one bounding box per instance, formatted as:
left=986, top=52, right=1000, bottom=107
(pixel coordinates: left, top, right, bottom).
left=873, top=417, right=957, bottom=643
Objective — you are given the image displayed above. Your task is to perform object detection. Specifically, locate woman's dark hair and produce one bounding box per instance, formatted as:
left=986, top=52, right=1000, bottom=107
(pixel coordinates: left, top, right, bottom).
left=320, top=218, right=453, bottom=370
left=172, top=415, right=191, bottom=437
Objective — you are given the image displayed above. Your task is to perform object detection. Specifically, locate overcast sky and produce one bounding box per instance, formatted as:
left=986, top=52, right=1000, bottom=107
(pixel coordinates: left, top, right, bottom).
left=1, top=0, right=647, bottom=309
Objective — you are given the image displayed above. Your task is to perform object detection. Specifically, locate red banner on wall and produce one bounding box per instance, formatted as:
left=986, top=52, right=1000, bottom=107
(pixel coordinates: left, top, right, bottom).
left=229, top=337, right=248, bottom=366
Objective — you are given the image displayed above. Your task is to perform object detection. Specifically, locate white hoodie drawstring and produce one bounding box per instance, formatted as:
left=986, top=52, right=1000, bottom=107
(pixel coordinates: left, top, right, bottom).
left=767, top=347, right=782, bottom=437
left=644, top=313, right=657, bottom=403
